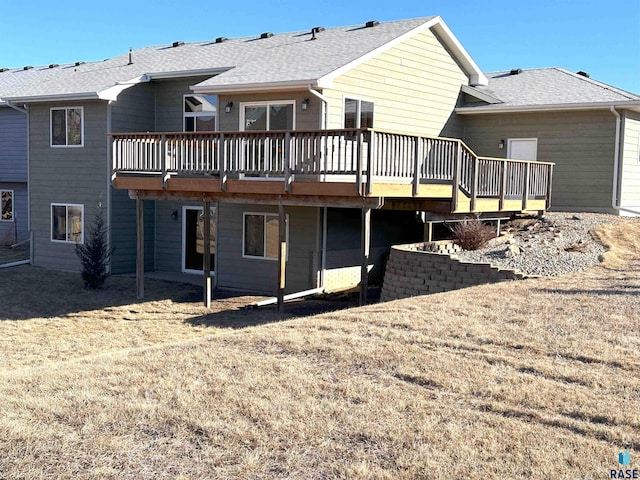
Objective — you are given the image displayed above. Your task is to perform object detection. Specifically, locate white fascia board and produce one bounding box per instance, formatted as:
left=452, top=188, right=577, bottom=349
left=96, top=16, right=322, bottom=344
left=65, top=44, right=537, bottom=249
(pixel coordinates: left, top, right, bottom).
left=2, top=92, right=102, bottom=103
left=317, top=16, right=487, bottom=88
left=146, top=67, right=232, bottom=80
left=460, top=85, right=502, bottom=104
left=430, top=19, right=488, bottom=86
left=456, top=100, right=640, bottom=115
left=191, top=79, right=320, bottom=94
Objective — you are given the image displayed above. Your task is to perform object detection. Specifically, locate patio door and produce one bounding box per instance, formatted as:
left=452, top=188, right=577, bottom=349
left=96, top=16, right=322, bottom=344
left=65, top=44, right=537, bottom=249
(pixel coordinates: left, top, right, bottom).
left=182, top=206, right=216, bottom=274
left=240, top=101, right=295, bottom=176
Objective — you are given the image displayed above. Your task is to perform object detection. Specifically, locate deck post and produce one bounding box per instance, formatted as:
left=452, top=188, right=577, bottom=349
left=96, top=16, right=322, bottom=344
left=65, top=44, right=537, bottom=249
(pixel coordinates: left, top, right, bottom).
left=284, top=132, right=292, bottom=192
left=277, top=203, right=287, bottom=312
left=499, top=161, right=507, bottom=211
left=452, top=143, right=462, bottom=212
left=546, top=164, right=554, bottom=209
left=136, top=197, right=144, bottom=300
left=412, top=137, right=420, bottom=196
left=424, top=220, right=433, bottom=242
left=522, top=161, right=531, bottom=211
left=365, top=130, right=373, bottom=196
left=360, top=206, right=371, bottom=306
left=218, top=133, right=227, bottom=191
left=356, top=130, right=363, bottom=195
left=203, top=201, right=212, bottom=308
left=471, top=156, right=479, bottom=212
left=160, top=134, right=168, bottom=188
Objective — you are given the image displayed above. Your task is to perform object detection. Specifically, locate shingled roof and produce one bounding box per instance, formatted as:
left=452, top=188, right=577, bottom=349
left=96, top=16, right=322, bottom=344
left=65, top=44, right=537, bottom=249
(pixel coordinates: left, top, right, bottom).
left=458, top=67, right=640, bottom=113
left=0, top=16, right=486, bottom=104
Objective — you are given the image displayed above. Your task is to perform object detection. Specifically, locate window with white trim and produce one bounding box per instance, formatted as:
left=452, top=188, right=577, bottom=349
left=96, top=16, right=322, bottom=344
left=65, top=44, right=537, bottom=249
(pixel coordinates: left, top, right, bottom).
left=344, top=98, right=374, bottom=128
left=243, top=212, right=287, bottom=260
left=184, top=94, right=218, bottom=132
left=51, top=107, right=83, bottom=146
left=1, top=190, right=13, bottom=222
left=51, top=204, right=84, bottom=243
left=240, top=101, right=295, bottom=131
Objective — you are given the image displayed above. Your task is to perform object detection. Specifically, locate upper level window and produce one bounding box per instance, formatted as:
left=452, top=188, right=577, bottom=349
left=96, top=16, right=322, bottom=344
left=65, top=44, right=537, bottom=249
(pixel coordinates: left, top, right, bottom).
left=344, top=98, right=374, bottom=128
left=1, top=190, right=13, bottom=222
left=51, top=107, right=83, bottom=147
left=184, top=95, right=218, bottom=132
left=241, top=101, right=295, bottom=131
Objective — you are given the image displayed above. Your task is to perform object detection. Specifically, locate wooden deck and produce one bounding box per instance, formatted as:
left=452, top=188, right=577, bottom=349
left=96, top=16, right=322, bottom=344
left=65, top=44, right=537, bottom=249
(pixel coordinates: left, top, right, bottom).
left=110, top=128, right=553, bottom=214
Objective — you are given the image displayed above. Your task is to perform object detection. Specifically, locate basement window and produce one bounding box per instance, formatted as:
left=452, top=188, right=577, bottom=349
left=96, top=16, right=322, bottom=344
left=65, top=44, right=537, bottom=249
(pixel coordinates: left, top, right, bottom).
left=51, top=107, right=83, bottom=147
left=243, top=212, right=288, bottom=260
left=51, top=203, right=83, bottom=243
left=1, top=190, right=13, bottom=222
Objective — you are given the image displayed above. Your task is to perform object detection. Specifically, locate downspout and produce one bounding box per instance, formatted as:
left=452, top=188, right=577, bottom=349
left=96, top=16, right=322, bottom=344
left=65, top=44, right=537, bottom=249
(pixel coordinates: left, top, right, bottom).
left=5, top=101, right=27, bottom=115
left=307, top=85, right=329, bottom=129
left=610, top=105, right=640, bottom=216
left=106, top=101, right=113, bottom=273
left=308, top=84, right=330, bottom=291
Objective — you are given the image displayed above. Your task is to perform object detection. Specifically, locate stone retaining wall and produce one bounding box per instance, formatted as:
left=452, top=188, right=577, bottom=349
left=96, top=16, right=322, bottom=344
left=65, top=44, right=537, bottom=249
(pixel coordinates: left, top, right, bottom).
left=381, top=241, right=528, bottom=302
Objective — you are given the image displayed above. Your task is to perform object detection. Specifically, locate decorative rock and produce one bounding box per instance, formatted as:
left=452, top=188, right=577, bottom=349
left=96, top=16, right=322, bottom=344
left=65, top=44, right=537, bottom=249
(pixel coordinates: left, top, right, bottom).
left=455, top=212, right=620, bottom=277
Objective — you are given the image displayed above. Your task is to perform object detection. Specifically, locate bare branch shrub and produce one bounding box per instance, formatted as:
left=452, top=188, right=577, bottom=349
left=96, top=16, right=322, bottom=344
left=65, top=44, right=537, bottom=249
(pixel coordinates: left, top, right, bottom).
left=448, top=219, right=496, bottom=251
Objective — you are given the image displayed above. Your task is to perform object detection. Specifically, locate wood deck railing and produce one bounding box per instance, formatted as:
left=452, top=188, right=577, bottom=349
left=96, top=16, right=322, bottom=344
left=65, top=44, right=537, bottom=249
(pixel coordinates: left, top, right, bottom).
left=110, top=128, right=554, bottom=209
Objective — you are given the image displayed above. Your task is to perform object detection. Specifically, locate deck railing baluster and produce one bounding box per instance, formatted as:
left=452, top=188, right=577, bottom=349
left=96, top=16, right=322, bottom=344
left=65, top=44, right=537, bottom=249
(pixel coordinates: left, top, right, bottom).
left=110, top=129, right=554, bottom=210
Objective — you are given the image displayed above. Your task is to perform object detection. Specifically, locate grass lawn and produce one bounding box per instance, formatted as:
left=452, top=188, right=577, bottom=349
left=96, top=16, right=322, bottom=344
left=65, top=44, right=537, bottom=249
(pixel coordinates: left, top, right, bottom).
left=0, top=243, right=29, bottom=265
left=0, top=220, right=639, bottom=478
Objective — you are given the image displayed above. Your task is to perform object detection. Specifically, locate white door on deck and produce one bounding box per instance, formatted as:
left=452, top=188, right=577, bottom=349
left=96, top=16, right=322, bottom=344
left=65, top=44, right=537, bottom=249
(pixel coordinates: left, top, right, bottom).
left=507, top=138, right=538, bottom=161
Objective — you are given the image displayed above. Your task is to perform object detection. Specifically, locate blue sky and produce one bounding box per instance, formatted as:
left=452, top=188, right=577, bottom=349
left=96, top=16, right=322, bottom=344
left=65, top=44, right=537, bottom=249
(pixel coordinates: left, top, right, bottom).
left=3, top=0, right=639, bottom=93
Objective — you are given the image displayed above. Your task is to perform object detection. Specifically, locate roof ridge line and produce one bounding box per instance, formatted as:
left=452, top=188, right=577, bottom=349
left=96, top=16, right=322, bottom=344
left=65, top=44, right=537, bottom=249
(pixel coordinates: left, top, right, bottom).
left=554, top=67, right=640, bottom=100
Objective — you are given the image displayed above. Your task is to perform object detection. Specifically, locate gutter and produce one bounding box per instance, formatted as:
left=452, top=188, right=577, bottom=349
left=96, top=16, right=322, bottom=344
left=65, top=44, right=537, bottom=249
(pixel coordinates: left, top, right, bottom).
left=3, top=92, right=103, bottom=103
left=609, top=106, right=640, bottom=216
left=456, top=100, right=640, bottom=115
left=191, top=79, right=322, bottom=94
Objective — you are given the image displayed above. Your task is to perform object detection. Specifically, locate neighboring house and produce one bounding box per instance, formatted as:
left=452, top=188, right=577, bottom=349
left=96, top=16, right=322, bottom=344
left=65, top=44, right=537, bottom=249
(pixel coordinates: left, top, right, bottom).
left=0, top=104, right=27, bottom=245
left=0, top=16, right=556, bottom=305
left=458, top=68, right=640, bottom=214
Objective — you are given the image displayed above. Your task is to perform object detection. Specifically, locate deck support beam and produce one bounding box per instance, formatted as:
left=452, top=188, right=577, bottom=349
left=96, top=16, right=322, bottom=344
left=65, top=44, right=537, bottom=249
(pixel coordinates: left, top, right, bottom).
left=203, top=201, right=212, bottom=308
left=360, top=206, right=371, bottom=306
left=277, top=203, right=287, bottom=312
left=136, top=197, right=144, bottom=300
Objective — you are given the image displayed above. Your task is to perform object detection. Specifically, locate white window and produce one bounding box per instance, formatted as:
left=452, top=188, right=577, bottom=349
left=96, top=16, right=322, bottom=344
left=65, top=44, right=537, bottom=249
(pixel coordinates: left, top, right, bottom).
left=343, top=98, right=374, bottom=128
left=1, top=190, right=13, bottom=222
left=51, top=204, right=84, bottom=243
left=51, top=107, right=83, bottom=147
left=243, top=212, right=288, bottom=260
left=507, top=138, right=538, bottom=161
left=184, top=94, right=218, bottom=132
left=240, top=101, right=295, bottom=131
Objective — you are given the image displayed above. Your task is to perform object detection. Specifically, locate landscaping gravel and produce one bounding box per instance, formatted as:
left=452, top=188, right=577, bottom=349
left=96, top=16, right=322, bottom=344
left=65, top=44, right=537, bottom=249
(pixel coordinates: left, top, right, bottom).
left=454, top=212, right=626, bottom=277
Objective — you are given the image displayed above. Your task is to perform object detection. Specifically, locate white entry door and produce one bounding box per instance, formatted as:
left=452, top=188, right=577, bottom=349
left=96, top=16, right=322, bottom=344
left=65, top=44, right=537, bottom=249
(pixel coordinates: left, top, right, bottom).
left=507, top=138, right=538, bottom=161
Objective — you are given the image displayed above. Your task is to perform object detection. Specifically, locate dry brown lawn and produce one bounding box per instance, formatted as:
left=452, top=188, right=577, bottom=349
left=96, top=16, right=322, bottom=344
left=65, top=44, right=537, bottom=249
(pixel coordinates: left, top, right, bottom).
left=1, top=219, right=639, bottom=479
left=0, top=243, right=29, bottom=265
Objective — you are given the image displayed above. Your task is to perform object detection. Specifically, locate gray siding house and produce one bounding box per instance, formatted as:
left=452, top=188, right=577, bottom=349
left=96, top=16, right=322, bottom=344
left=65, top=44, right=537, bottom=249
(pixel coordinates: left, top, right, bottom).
left=21, top=17, right=640, bottom=305
left=1, top=17, right=554, bottom=304
left=458, top=68, right=640, bottom=214
left=0, top=105, right=28, bottom=245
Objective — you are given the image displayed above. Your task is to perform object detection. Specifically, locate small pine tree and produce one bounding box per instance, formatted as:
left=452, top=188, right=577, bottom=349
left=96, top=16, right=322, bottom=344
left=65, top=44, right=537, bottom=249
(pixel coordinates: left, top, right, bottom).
left=75, top=208, right=114, bottom=289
